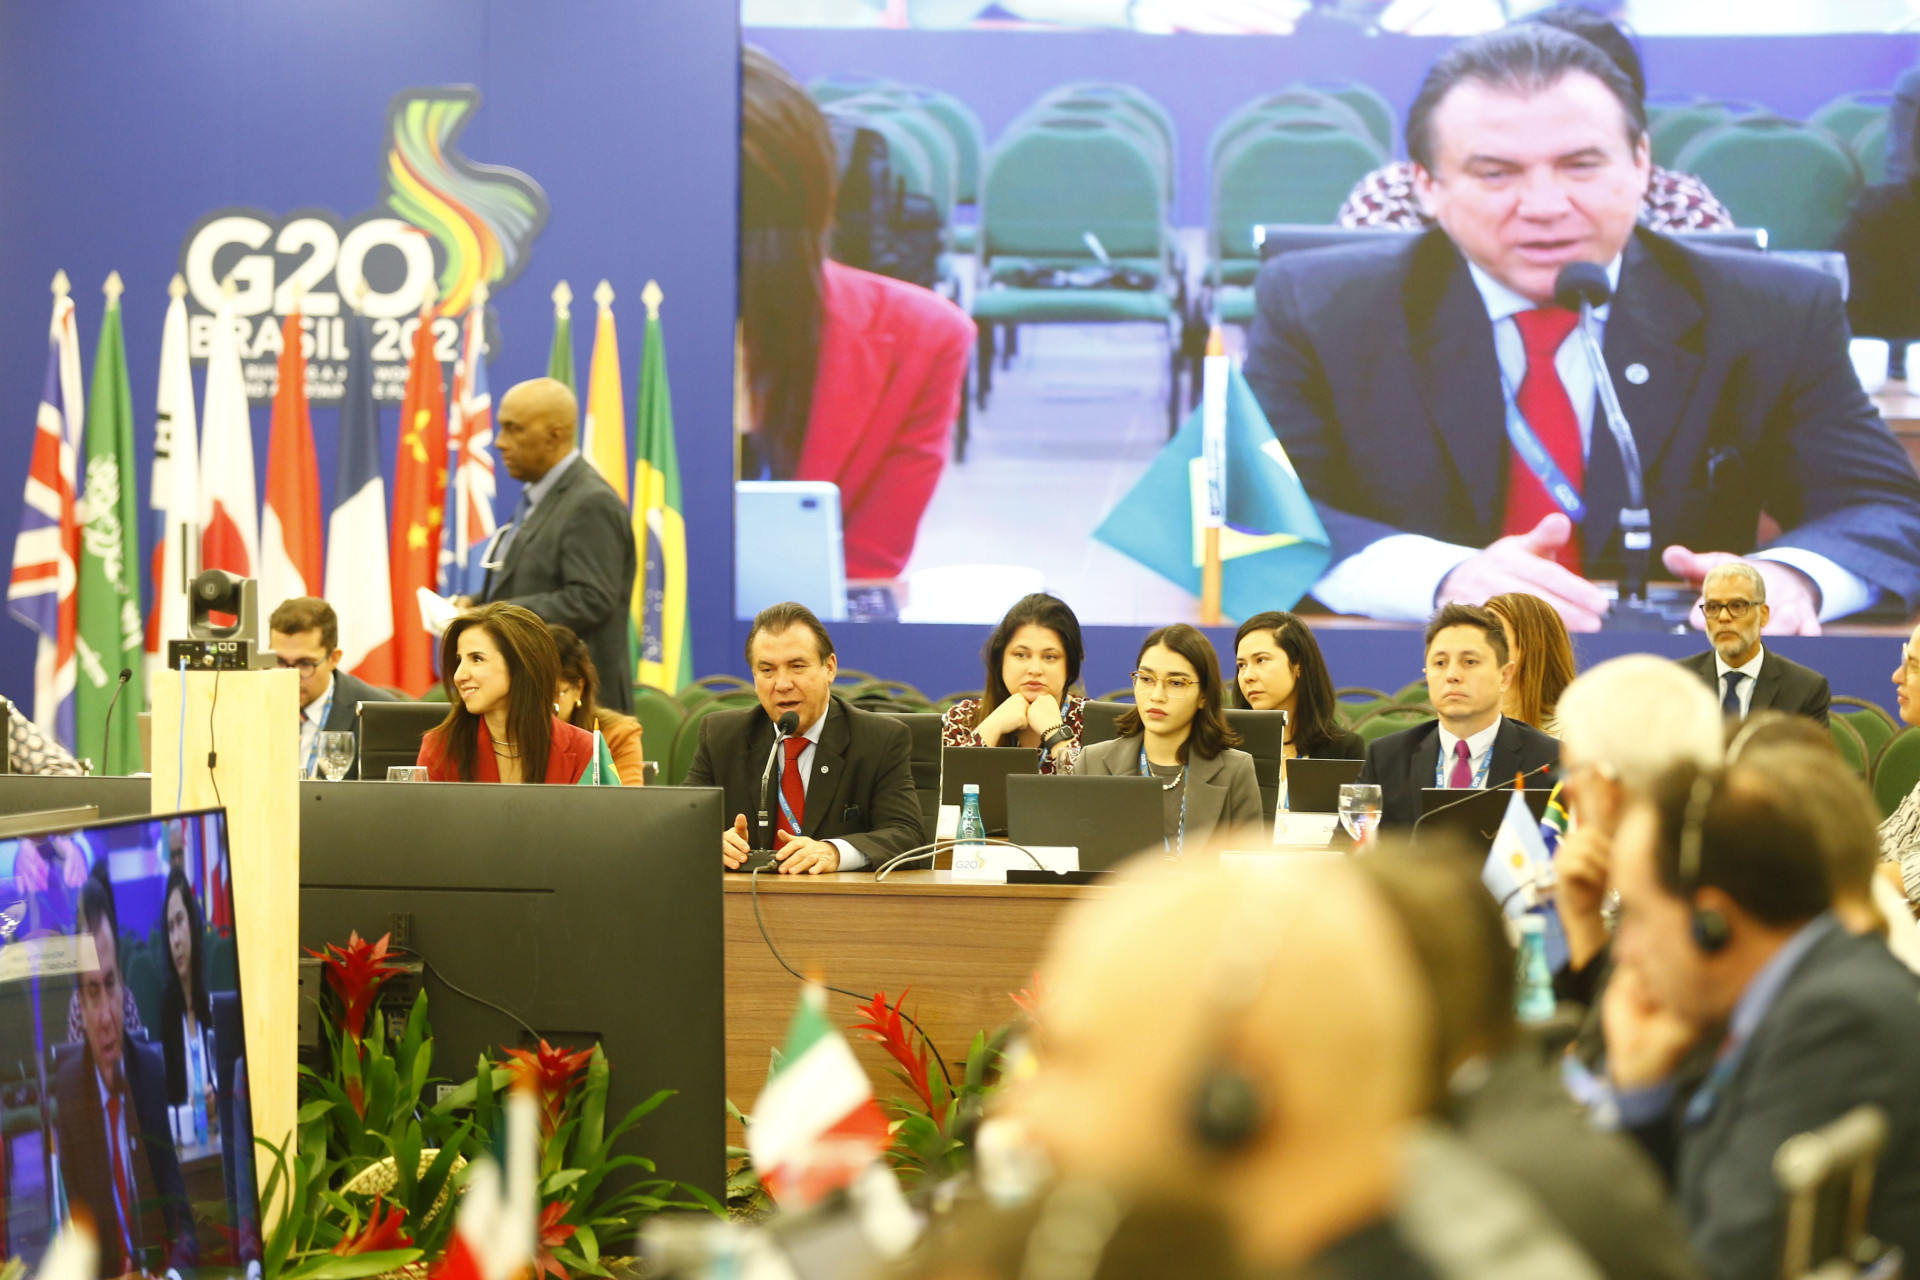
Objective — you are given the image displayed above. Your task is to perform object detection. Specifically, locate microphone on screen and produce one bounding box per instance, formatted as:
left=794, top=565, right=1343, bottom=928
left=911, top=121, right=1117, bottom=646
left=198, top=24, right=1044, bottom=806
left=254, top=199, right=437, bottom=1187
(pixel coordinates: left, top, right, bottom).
left=1409, top=761, right=1556, bottom=836
left=93, top=667, right=133, bottom=777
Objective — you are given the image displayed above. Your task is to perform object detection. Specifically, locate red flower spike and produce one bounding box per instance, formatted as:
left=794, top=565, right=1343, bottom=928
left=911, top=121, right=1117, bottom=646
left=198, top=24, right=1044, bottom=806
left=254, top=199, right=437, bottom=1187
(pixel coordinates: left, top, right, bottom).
left=1010, top=972, right=1047, bottom=1018
left=504, top=1040, right=596, bottom=1134
left=306, top=931, right=407, bottom=1043
left=852, top=989, right=933, bottom=1113
left=534, top=1200, right=578, bottom=1280
left=333, top=1197, right=414, bottom=1255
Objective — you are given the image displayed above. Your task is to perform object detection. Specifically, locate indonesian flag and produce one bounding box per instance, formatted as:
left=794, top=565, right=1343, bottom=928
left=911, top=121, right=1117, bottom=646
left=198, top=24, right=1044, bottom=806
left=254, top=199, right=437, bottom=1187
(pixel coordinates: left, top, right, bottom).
left=199, top=287, right=258, bottom=582
left=6, top=277, right=85, bottom=746
left=260, top=308, right=324, bottom=612
left=442, top=286, right=496, bottom=598
left=748, top=983, right=891, bottom=1209
left=389, top=299, right=448, bottom=697
left=428, top=1085, right=537, bottom=1280
left=326, top=310, right=394, bottom=681
left=146, top=279, right=199, bottom=678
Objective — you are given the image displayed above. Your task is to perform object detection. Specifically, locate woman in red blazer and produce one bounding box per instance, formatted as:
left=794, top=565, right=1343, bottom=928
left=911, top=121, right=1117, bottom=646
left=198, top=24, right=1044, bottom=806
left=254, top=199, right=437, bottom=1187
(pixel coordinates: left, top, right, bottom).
left=741, top=48, right=975, bottom=580
left=417, top=603, right=598, bottom=784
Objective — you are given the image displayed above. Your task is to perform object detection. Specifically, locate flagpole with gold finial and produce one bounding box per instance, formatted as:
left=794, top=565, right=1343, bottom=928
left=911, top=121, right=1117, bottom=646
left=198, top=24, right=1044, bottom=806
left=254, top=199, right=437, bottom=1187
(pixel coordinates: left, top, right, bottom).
left=1199, top=324, right=1228, bottom=626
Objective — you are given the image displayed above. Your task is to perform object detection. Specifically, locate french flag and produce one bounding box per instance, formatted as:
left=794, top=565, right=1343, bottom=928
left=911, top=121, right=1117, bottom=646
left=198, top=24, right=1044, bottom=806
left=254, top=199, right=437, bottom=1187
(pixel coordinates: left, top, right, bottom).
left=199, top=286, right=258, bottom=584
left=326, top=310, right=394, bottom=683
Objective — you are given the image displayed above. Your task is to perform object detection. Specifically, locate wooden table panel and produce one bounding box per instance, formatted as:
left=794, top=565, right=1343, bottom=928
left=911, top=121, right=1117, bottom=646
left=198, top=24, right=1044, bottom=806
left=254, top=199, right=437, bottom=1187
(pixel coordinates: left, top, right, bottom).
left=723, top=871, right=1089, bottom=1136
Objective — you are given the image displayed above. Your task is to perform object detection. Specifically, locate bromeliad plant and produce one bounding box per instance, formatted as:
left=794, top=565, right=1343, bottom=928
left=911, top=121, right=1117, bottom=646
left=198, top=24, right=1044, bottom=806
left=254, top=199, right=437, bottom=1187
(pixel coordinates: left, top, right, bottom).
left=852, top=989, right=1019, bottom=1188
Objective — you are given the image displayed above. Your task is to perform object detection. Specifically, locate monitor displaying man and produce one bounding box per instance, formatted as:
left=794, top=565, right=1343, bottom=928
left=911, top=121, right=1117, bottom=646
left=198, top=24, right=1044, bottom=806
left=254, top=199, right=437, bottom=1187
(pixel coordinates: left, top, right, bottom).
left=1243, top=24, right=1920, bottom=633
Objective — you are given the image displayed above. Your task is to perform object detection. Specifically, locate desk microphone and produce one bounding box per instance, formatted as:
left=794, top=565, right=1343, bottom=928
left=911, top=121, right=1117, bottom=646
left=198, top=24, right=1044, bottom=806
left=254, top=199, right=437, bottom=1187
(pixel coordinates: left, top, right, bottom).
left=91, top=667, right=133, bottom=777
left=745, top=710, right=801, bottom=874
left=1555, top=262, right=1668, bottom=631
left=1409, top=761, right=1556, bottom=837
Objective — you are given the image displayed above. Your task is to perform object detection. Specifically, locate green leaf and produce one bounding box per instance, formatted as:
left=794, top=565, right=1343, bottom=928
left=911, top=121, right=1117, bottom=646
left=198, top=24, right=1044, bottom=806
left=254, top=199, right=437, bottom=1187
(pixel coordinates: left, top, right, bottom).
left=543, top=1168, right=587, bottom=1196
left=576, top=1044, right=610, bottom=1166
left=575, top=1223, right=600, bottom=1272
left=297, top=1099, right=336, bottom=1125
left=433, top=1063, right=515, bottom=1115
left=282, top=1249, right=424, bottom=1280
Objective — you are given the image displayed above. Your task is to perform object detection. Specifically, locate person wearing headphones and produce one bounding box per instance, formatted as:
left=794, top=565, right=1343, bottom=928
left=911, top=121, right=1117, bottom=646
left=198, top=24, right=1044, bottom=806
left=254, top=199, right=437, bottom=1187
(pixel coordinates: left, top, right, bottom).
left=1604, top=759, right=1920, bottom=1277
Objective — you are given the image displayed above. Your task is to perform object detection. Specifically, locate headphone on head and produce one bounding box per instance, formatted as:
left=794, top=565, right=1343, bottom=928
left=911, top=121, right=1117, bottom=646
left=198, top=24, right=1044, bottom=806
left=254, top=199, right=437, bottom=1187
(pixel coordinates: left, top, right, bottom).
left=1185, top=895, right=1287, bottom=1153
left=1676, top=772, right=1731, bottom=954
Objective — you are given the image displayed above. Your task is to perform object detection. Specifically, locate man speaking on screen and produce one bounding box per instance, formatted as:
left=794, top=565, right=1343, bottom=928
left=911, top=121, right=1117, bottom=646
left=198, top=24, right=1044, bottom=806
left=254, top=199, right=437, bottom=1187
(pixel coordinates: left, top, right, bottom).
left=1242, top=24, right=1920, bottom=632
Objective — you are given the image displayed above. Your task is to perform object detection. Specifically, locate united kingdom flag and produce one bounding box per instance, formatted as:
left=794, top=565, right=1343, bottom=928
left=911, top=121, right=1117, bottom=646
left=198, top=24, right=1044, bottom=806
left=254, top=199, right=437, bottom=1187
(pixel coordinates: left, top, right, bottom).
left=442, top=287, right=497, bottom=599
left=8, top=279, right=85, bottom=748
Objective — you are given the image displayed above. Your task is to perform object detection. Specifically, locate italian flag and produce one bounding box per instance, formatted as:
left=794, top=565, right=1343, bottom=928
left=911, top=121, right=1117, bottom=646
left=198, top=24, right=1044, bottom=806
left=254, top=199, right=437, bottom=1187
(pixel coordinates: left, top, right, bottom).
left=748, top=984, right=890, bottom=1208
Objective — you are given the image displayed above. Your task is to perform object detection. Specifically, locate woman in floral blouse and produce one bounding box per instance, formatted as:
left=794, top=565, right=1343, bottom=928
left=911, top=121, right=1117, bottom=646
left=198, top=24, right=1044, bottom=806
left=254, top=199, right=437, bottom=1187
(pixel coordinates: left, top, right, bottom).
left=1883, top=622, right=1920, bottom=907
left=941, top=594, right=1087, bottom=773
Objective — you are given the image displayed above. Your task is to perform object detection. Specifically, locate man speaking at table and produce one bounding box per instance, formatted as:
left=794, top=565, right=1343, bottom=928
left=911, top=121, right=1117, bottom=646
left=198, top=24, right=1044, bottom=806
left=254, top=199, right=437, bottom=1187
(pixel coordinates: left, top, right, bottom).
left=688, top=602, right=924, bottom=874
left=1243, top=24, right=1920, bottom=633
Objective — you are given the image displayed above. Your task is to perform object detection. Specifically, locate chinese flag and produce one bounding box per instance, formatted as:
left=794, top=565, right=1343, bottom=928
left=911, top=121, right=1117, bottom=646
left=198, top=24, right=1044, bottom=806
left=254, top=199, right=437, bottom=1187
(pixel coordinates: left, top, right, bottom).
left=389, top=303, right=448, bottom=697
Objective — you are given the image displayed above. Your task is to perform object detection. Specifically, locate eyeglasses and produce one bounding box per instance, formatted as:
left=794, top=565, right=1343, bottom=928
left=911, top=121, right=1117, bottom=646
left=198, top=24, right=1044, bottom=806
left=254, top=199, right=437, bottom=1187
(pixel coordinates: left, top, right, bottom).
left=275, top=657, right=323, bottom=676
left=1132, top=671, right=1197, bottom=694
left=1699, top=599, right=1757, bottom=620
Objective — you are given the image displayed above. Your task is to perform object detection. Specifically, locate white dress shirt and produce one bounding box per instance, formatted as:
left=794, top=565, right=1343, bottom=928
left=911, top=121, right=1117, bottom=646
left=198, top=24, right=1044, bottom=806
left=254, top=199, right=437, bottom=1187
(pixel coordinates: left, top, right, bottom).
left=1311, top=257, right=1873, bottom=622
left=299, top=674, right=334, bottom=778
left=1435, top=715, right=1503, bottom=789
left=1714, top=645, right=1767, bottom=719
left=784, top=709, right=866, bottom=871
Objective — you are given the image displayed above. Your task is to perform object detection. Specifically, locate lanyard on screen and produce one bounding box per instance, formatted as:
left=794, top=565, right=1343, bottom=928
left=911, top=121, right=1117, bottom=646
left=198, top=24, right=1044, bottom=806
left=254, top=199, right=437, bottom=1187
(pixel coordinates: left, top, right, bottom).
left=1500, top=371, right=1586, bottom=523
left=1140, top=745, right=1189, bottom=861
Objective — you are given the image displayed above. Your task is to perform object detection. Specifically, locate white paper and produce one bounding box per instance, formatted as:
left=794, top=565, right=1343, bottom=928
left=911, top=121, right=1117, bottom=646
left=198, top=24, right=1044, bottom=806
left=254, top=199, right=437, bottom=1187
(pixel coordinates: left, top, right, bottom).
left=415, top=587, right=461, bottom=638
left=1273, top=811, right=1341, bottom=847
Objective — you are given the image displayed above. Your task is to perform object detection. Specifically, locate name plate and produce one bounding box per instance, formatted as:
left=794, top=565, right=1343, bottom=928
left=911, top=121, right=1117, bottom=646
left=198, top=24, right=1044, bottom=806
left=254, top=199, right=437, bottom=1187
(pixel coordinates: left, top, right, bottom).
left=1273, top=811, right=1341, bottom=847
left=949, top=843, right=1079, bottom=882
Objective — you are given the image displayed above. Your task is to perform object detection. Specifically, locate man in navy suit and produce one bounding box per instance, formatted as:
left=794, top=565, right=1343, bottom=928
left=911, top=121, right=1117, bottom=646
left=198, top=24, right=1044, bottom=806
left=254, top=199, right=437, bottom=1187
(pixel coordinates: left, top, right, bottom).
left=1243, top=25, right=1920, bottom=633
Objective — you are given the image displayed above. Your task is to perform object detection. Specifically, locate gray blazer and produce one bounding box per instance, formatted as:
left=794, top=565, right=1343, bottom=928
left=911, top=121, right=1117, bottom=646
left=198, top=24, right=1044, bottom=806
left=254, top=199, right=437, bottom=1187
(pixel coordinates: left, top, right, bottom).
left=1676, top=647, right=1830, bottom=726
left=1077, top=733, right=1267, bottom=846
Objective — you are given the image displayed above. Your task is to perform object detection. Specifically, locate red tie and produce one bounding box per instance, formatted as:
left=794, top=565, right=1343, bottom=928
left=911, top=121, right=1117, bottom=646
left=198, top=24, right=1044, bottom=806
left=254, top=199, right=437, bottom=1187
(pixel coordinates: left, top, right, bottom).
left=1449, top=739, right=1474, bottom=789
left=107, top=1093, right=136, bottom=1261
left=1502, top=307, right=1585, bottom=571
left=777, top=737, right=807, bottom=837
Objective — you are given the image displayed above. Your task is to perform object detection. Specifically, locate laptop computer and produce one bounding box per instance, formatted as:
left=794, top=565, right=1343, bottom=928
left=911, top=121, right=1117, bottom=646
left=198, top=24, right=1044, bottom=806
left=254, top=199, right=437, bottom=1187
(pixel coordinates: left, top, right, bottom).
left=1416, top=786, right=1552, bottom=851
left=736, top=481, right=848, bottom=622
left=1005, top=774, right=1165, bottom=872
left=939, top=746, right=1039, bottom=837
left=1284, top=758, right=1365, bottom=813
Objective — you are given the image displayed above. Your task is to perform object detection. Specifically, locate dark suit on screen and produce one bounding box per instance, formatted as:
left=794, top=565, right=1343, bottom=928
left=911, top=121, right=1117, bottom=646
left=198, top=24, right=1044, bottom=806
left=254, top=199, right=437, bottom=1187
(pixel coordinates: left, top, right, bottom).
left=1241, top=226, right=1920, bottom=613
left=1675, top=648, right=1830, bottom=726
left=53, top=1038, right=198, bottom=1277
left=483, top=457, right=637, bottom=713
left=1625, top=923, right=1920, bottom=1280
left=1356, top=716, right=1560, bottom=830
left=321, top=670, right=401, bottom=779
left=684, top=695, right=924, bottom=869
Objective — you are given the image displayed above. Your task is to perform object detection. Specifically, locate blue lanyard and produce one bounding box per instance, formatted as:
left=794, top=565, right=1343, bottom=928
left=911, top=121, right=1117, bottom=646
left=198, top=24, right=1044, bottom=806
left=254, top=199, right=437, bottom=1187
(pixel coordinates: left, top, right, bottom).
left=303, top=681, right=337, bottom=779
left=1436, top=738, right=1494, bottom=789
left=1140, top=746, right=1189, bottom=860
left=778, top=739, right=805, bottom=836
left=1499, top=371, right=1586, bottom=523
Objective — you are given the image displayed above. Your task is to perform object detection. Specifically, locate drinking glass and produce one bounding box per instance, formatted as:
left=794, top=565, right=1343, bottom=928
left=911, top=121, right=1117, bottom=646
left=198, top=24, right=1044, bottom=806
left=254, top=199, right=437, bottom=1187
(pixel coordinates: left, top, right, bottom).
left=1338, top=783, right=1383, bottom=844
left=317, top=732, right=356, bottom=781
left=386, top=766, right=429, bottom=782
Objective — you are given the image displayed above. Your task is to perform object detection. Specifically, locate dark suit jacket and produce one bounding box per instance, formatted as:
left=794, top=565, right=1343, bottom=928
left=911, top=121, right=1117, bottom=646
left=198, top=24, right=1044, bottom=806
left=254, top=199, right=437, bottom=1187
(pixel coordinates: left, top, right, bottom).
left=1453, top=1048, right=1701, bottom=1280
left=1077, top=735, right=1268, bottom=845
left=1627, top=924, right=1920, bottom=1280
left=1243, top=226, right=1920, bottom=612
left=1676, top=647, right=1831, bottom=726
left=1356, top=716, right=1560, bottom=830
left=54, top=1038, right=199, bottom=1277
left=483, top=456, right=637, bottom=713
left=684, top=695, right=925, bottom=868
left=321, top=670, right=401, bottom=779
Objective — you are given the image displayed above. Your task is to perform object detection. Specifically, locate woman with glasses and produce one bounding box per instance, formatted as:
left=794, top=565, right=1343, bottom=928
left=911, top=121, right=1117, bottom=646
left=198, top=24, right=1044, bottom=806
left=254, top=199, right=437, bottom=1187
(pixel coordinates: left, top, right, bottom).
left=417, top=604, right=602, bottom=784
left=1881, top=622, right=1920, bottom=910
left=942, top=594, right=1086, bottom=773
left=1079, top=625, right=1264, bottom=853
left=1230, top=611, right=1362, bottom=759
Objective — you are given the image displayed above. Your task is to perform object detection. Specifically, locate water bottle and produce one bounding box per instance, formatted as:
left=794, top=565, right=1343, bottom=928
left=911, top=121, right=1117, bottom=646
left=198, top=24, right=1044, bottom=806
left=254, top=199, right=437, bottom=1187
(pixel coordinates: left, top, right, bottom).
left=1514, top=915, right=1557, bottom=1024
left=955, top=783, right=987, bottom=873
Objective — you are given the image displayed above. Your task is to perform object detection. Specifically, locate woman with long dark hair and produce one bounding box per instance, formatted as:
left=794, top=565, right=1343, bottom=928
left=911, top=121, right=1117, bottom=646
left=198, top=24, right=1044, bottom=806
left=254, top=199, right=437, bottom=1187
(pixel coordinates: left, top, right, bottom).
left=1079, top=625, right=1264, bottom=852
left=160, top=866, right=218, bottom=1145
left=1230, top=611, right=1363, bottom=759
left=739, top=46, right=974, bottom=579
left=941, top=594, right=1086, bottom=773
left=417, top=603, right=600, bottom=784
left=550, top=624, right=647, bottom=787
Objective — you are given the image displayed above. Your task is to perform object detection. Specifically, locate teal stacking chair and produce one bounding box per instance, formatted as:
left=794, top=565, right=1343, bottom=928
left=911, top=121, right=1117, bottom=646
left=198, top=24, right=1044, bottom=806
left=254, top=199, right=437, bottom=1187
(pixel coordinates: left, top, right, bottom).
left=808, top=72, right=898, bottom=105
left=1297, top=77, right=1395, bottom=153
left=1672, top=117, right=1863, bottom=251
left=1853, top=112, right=1893, bottom=186
left=1020, top=95, right=1177, bottom=207
left=1207, top=89, right=1375, bottom=176
left=1810, top=90, right=1895, bottom=151
left=832, top=92, right=960, bottom=225
left=1040, top=81, right=1179, bottom=196
left=1875, top=730, right=1920, bottom=817
left=1650, top=99, right=1770, bottom=169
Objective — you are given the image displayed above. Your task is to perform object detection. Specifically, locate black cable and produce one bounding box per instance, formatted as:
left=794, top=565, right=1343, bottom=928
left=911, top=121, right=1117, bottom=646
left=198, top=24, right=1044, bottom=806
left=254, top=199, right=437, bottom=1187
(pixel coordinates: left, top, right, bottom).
left=388, top=943, right=540, bottom=1043
left=207, top=667, right=223, bottom=811
left=748, top=864, right=955, bottom=1090
left=873, top=836, right=1048, bottom=880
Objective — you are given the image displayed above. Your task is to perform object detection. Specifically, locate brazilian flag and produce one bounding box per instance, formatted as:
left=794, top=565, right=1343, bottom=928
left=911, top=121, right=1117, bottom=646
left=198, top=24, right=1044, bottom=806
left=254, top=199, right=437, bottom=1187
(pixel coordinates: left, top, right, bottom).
left=1093, top=365, right=1330, bottom=622
left=629, top=283, right=692, bottom=693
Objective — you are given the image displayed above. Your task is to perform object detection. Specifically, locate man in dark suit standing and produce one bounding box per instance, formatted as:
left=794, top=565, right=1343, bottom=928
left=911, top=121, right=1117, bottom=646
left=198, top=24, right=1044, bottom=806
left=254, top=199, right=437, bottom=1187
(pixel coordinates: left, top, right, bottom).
left=1358, top=603, right=1559, bottom=829
left=55, top=867, right=198, bottom=1278
left=688, top=602, right=923, bottom=874
left=1605, top=756, right=1920, bottom=1278
left=268, top=596, right=402, bottom=778
left=465, top=378, right=636, bottom=713
left=1674, top=560, right=1830, bottom=726
left=1243, top=25, right=1920, bottom=634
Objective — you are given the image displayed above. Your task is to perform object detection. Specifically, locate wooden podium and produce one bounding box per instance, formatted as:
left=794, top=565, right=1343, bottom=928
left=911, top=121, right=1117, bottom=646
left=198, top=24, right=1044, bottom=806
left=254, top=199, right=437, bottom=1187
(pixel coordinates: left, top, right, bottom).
left=149, top=667, right=299, bottom=1219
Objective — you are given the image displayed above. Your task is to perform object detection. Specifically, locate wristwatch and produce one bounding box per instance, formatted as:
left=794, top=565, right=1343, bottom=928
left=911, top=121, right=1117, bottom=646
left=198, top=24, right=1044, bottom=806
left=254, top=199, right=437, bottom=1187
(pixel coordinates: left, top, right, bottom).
left=1039, top=723, right=1074, bottom=753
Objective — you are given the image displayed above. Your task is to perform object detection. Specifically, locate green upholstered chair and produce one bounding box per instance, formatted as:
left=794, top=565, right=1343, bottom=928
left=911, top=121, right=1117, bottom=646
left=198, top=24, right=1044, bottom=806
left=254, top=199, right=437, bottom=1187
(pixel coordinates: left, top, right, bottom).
left=631, top=685, right=686, bottom=778
left=1671, top=117, right=1863, bottom=251
left=1650, top=99, right=1770, bottom=169
left=1873, top=729, right=1920, bottom=818
left=1829, top=713, right=1869, bottom=777
left=1809, top=90, right=1894, bottom=152
left=1852, top=112, right=1892, bottom=186
left=832, top=92, right=960, bottom=224
left=1298, top=77, right=1396, bottom=153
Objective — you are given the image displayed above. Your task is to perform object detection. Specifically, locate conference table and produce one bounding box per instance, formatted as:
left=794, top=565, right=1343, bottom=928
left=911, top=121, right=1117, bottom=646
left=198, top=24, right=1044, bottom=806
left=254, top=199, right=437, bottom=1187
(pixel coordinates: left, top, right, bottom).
left=722, top=869, right=1092, bottom=1138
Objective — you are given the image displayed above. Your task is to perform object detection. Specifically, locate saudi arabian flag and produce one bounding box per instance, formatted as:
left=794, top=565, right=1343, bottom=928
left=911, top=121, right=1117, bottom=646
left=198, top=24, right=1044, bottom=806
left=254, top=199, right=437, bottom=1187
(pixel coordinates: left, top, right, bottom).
left=747, top=984, right=890, bottom=1208
left=75, top=274, right=144, bottom=775
left=630, top=282, right=692, bottom=692
left=575, top=728, right=621, bottom=786
left=547, top=280, right=575, bottom=395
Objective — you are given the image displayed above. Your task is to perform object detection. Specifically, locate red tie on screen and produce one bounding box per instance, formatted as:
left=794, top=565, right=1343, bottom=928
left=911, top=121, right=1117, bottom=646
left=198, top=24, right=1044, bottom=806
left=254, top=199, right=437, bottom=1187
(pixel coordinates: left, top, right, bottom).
left=1449, top=739, right=1474, bottom=789
left=1503, top=307, right=1585, bottom=571
left=107, top=1093, right=135, bottom=1261
left=777, top=736, right=808, bottom=837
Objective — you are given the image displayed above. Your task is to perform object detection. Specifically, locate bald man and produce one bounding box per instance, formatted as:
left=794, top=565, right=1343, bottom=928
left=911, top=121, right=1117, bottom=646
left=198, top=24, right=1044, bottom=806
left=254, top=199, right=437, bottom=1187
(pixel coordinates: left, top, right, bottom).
left=473, top=378, right=637, bottom=712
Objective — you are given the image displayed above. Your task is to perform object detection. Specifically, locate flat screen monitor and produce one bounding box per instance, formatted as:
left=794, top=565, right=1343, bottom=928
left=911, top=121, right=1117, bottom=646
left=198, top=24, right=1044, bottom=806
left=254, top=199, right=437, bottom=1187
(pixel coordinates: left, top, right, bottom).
left=0, top=776, right=151, bottom=821
left=1, top=808, right=261, bottom=1277
left=298, top=780, right=726, bottom=1199
left=1005, top=774, right=1164, bottom=870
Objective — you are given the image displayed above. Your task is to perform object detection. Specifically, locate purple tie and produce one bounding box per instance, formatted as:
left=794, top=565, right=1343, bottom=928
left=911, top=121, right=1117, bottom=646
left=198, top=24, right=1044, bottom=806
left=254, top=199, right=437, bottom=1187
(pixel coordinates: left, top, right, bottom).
left=1449, top=739, right=1473, bottom=789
